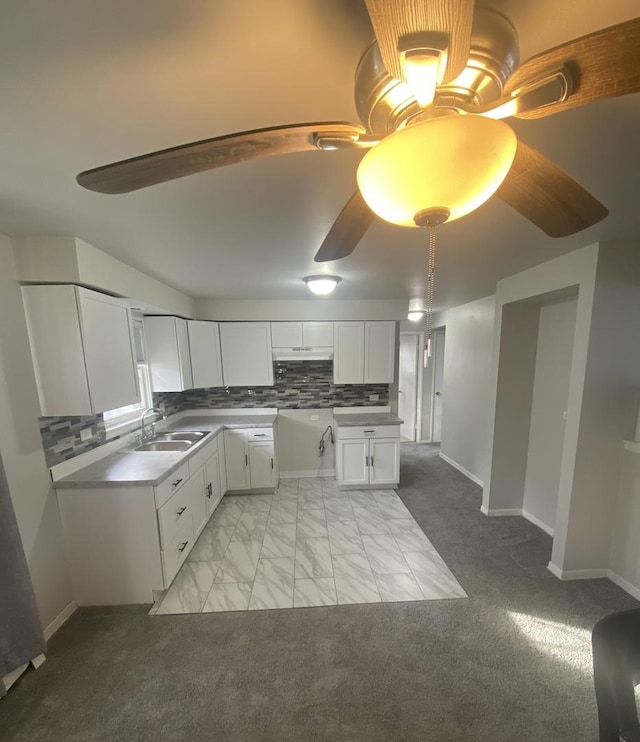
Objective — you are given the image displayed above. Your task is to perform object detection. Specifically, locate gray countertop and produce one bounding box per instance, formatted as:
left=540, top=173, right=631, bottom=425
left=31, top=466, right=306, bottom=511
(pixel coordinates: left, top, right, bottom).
left=333, top=412, right=403, bottom=427
left=54, top=414, right=276, bottom=490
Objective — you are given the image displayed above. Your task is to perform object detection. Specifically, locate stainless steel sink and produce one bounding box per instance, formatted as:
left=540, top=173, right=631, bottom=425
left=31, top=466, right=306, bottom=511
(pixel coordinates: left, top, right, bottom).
left=133, top=430, right=209, bottom=452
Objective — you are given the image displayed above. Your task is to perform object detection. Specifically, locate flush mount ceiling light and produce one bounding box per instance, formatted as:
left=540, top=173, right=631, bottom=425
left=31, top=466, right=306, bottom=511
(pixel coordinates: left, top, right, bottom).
left=303, top=275, right=341, bottom=296
left=407, top=297, right=427, bottom=322
left=356, top=113, right=517, bottom=228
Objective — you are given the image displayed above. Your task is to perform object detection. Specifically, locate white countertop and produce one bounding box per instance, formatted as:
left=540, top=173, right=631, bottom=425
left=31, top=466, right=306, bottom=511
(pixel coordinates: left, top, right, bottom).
left=54, top=413, right=276, bottom=490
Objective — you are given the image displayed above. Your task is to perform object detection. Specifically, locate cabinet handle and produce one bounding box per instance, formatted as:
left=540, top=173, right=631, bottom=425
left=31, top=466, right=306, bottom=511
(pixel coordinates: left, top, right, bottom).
left=253, top=433, right=267, bottom=438
left=271, top=458, right=274, bottom=470
left=172, top=478, right=183, bottom=488
left=178, top=541, right=189, bottom=553
left=365, top=455, right=369, bottom=466
left=207, top=483, right=212, bottom=498
left=245, top=454, right=248, bottom=467
left=364, top=429, right=374, bottom=434
left=177, top=506, right=187, bottom=516
left=370, top=456, right=374, bottom=467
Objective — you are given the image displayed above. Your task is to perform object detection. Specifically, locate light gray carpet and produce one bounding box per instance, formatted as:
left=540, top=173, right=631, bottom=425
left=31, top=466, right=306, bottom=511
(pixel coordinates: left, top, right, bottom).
left=1, top=444, right=637, bottom=741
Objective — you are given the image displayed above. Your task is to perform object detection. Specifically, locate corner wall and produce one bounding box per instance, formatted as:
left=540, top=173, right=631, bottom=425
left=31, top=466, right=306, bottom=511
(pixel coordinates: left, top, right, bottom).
left=0, top=235, right=74, bottom=629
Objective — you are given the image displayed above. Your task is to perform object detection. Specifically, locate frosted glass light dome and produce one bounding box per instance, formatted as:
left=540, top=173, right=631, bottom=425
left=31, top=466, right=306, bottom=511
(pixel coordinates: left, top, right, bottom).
left=356, top=114, right=517, bottom=227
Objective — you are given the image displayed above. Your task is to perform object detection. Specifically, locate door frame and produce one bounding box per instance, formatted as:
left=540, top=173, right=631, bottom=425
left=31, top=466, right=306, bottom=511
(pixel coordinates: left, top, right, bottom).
left=429, top=328, right=446, bottom=443
left=399, top=331, right=425, bottom=443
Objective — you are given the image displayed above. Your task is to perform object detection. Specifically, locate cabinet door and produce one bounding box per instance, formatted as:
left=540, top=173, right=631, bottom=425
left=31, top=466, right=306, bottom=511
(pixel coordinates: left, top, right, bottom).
left=333, top=322, right=364, bottom=384
left=144, top=316, right=192, bottom=392
left=338, top=439, right=369, bottom=486
left=77, top=288, right=139, bottom=413
left=188, top=320, right=223, bottom=389
left=204, top=449, right=222, bottom=516
left=369, top=439, right=400, bottom=485
left=271, top=322, right=302, bottom=347
left=364, top=321, right=396, bottom=383
left=248, top=441, right=275, bottom=489
left=183, top=465, right=207, bottom=538
left=219, top=323, right=274, bottom=386
left=303, top=322, right=333, bottom=347
left=224, top=431, right=250, bottom=490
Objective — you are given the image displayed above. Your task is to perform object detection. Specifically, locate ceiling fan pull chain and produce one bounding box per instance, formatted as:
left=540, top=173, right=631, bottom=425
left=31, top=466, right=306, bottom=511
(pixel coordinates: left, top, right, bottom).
left=423, top=224, right=437, bottom=369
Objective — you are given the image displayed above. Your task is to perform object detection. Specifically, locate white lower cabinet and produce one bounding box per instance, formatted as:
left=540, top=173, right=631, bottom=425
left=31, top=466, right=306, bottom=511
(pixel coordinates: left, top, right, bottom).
left=336, top=425, right=400, bottom=488
left=224, top=428, right=277, bottom=492
left=56, top=432, right=228, bottom=606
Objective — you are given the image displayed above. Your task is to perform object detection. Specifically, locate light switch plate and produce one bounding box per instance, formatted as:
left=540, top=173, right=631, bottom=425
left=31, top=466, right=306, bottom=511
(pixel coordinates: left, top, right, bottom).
left=80, top=427, right=93, bottom=442
left=369, top=394, right=379, bottom=401
left=310, top=414, right=319, bottom=421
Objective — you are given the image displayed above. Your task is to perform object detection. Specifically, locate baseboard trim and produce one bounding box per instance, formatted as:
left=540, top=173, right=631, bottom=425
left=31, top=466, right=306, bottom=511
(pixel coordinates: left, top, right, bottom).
left=547, top=563, right=609, bottom=580
left=439, top=453, right=484, bottom=487
left=44, top=600, right=77, bottom=641
left=606, top=571, right=640, bottom=601
left=521, top=509, right=555, bottom=537
left=481, top=507, right=522, bottom=517
left=280, top=470, right=335, bottom=479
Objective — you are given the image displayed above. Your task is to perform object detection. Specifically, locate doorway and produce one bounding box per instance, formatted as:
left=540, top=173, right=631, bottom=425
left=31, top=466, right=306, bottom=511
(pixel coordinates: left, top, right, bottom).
left=431, top=330, right=446, bottom=443
left=398, top=333, right=421, bottom=441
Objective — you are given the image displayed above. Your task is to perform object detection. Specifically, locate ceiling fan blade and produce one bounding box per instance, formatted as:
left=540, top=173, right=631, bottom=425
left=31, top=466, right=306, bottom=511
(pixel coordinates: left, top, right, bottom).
left=364, top=0, right=474, bottom=84
left=77, top=122, right=368, bottom=194
left=506, top=17, right=640, bottom=119
left=314, top=190, right=375, bottom=262
left=495, top=141, right=608, bottom=238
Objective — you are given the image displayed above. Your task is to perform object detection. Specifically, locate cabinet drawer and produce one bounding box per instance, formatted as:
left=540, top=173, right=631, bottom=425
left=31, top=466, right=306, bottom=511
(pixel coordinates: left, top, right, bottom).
left=157, top=476, right=196, bottom=547
left=245, top=428, right=273, bottom=442
left=154, top=461, right=190, bottom=508
left=161, top=516, right=194, bottom=587
left=188, top=434, right=218, bottom=475
left=336, top=425, right=400, bottom=440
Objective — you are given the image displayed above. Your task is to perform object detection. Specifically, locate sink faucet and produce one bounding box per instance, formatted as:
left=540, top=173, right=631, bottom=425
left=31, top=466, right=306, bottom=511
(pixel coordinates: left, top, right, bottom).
left=139, top=406, right=165, bottom=442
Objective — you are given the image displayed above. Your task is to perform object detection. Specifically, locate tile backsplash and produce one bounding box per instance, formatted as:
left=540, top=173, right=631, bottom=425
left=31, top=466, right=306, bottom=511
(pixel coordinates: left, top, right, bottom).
left=39, top=361, right=389, bottom=467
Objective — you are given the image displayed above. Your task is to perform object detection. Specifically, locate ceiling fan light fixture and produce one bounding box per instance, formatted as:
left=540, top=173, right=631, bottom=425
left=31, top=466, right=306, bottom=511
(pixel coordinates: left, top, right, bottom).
left=303, top=275, right=341, bottom=296
left=356, top=114, right=518, bottom=228
left=398, top=33, right=448, bottom=109
left=408, top=297, right=427, bottom=322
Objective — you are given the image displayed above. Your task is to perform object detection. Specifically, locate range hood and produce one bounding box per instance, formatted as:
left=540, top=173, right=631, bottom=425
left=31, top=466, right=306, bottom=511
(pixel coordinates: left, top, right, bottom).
left=272, top=346, right=333, bottom=361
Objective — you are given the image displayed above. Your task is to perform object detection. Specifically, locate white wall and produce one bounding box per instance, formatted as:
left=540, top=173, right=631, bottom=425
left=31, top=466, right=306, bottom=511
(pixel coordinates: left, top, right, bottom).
left=610, top=449, right=640, bottom=594
left=276, top=409, right=335, bottom=477
left=435, top=295, right=496, bottom=485
left=196, top=299, right=408, bottom=321
left=0, top=235, right=74, bottom=629
left=522, top=297, right=578, bottom=533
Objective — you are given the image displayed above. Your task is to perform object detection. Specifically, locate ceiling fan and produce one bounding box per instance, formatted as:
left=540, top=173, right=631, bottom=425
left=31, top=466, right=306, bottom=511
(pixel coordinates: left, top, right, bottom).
left=77, top=1, right=640, bottom=264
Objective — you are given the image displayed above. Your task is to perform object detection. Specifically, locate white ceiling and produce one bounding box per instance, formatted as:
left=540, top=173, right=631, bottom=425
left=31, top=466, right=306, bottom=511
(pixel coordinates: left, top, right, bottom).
left=0, top=0, right=639, bottom=311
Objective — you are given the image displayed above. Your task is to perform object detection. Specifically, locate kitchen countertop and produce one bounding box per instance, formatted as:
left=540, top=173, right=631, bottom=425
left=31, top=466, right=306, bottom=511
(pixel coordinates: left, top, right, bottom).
left=333, top=412, right=403, bottom=427
left=54, top=414, right=276, bottom=490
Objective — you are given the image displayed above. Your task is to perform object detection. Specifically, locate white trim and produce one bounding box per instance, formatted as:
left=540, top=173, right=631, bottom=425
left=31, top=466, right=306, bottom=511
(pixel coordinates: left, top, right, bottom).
left=608, top=570, right=640, bottom=601
left=521, top=509, right=555, bottom=536
left=280, top=469, right=335, bottom=479
left=439, top=452, right=484, bottom=487
left=481, top=506, right=522, bottom=516
left=547, top=564, right=608, bottom=580
left=3, top=663, right=29, bottom=692
left=43, top=600, right=77, bottom=641
left=623, top=439, right=640, bottom=454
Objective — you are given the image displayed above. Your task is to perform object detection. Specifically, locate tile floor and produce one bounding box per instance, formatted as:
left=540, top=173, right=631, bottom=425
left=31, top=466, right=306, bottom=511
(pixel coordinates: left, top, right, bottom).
left=151, top=478, right=467, bottom=615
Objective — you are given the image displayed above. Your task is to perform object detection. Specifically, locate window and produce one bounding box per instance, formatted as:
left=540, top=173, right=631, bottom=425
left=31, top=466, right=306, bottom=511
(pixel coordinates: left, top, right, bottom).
left=103, top=317, right=153, bottom=433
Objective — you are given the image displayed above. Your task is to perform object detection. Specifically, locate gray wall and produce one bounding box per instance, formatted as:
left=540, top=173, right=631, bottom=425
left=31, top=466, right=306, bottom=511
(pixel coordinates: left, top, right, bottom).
left=0, top=235, right=74, bottom=629
left=436, top=295, right=496, bottom=484
left=523, top=297, right=578, bottom=533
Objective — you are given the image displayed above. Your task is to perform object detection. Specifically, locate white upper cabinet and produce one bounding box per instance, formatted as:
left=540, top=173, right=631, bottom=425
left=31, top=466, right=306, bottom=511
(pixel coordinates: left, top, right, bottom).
left=144, top=316, right=193, bottom=392
left=364, top=321, right=396, bottom=383
left=219, top=322, right=274, bottom=386
left=333, top=322, right=365, bottom=384
left=271, top=321, right=333, bottom=348
left=187, top=320, right=223, bottom=389
left=333, top=321, right=396, bottom=384
left=22, top=285, right=139, bottom=416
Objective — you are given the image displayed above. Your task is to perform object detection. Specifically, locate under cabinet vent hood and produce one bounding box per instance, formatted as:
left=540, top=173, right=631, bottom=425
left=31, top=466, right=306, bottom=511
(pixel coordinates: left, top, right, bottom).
left=272, top=347, right=333, bottom=361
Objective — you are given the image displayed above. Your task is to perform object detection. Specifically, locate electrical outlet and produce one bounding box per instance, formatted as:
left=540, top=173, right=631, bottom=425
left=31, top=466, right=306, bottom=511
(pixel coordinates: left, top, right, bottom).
left=369, top=394, right=379, bottom=401
left=310, top=414, right=319, bottom=421
left=80, top=427, right=93, bottom=442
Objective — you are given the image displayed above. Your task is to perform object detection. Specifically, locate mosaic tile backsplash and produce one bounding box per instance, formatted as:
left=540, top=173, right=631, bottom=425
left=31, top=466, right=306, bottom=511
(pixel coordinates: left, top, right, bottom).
left=40, top=362, right=389, bottom=467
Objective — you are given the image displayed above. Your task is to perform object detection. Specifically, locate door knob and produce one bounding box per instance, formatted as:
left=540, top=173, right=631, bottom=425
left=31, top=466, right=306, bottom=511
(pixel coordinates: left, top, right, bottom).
left=435, top=391, right=442, bottom=396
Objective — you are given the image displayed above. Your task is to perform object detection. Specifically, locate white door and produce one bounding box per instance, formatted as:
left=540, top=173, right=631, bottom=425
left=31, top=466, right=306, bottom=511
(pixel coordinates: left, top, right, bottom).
left=333, top=322, right=365, bottom=384
left=369, top=439, right=400, bottom=485
left=338, top=439, right=369, bottom=486
left=219, top=322, right=274, bottom=386
left=248, top=441, right=275, bottom=488
left=184, top=466, right=207, bottom=537
left=303, top=322, right=333, bottom=347
left=398, top=334, right=419, bottom=441
left=224, top=431, right=250, bottom=490
left=188, top=321, right=223, bottom=389
left=364, top=321, right=396, bottom=383
left=431, top=330, right=446, bottom=443
left=204, top=450, right=222, bottom=516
